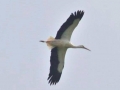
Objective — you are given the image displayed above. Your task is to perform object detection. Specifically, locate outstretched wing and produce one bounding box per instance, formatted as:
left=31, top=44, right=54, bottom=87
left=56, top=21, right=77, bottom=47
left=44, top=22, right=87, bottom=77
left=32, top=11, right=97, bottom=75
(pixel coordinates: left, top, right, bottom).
left=48, top=47, right=67, bottom=85
left=55, top=10, right=84, bottom=41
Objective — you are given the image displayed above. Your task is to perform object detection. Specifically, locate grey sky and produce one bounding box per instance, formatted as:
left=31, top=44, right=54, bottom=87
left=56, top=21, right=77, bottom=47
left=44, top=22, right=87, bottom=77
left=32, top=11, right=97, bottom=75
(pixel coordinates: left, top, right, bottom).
left=0, top=0, right=120, bottom=90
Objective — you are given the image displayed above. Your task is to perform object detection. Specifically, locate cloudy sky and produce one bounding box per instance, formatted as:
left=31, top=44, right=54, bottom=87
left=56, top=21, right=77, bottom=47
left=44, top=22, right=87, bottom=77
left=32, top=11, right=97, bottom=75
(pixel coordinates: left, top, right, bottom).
left=0, top=0, right=120, bottom=90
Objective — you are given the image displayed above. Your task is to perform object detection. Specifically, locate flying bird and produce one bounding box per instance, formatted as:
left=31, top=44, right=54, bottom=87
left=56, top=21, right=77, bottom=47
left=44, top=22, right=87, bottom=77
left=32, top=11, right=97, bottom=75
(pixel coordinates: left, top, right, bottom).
left=40, top=10, right=90, bottom=85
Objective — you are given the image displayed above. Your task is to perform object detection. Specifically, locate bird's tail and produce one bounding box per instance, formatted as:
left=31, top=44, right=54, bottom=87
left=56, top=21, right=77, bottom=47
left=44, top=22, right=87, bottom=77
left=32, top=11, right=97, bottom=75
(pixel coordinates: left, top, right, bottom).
left=40, top=36, right=55, bottom=49
left=47, top=36, right=55, bottom=41
left=46, top=36, right=55, bottom=49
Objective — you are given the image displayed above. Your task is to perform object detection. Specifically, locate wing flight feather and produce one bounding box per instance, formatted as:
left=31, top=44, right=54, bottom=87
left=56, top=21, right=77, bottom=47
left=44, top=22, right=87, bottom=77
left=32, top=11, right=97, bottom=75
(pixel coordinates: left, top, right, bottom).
left=55, top=10, right=84, bottom=41
left=48, top=47, right=67, bottom=85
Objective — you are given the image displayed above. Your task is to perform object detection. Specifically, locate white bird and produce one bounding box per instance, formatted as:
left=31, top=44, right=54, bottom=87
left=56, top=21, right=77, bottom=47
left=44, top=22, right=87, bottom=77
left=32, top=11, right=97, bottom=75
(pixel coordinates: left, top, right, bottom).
left=40, top=10, right=90, bottom=85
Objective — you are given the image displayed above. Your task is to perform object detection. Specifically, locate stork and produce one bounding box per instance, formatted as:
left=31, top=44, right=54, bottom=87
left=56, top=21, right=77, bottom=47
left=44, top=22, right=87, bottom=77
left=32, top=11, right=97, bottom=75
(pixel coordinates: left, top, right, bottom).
left=40, top=10, right=90, bottom=85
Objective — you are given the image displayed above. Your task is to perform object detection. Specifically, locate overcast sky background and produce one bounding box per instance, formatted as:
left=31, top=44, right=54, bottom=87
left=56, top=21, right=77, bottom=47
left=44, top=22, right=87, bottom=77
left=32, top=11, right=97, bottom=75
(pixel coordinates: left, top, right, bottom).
left=0, top=0, right=120, bottom=90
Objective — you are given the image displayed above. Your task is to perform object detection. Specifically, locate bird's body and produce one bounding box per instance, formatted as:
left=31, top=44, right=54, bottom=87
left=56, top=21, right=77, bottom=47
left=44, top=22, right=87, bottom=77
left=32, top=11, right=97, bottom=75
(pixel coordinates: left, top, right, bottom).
left=46, top=39, right=72, bottom=48
left=40, top=10, right=90, bottom=85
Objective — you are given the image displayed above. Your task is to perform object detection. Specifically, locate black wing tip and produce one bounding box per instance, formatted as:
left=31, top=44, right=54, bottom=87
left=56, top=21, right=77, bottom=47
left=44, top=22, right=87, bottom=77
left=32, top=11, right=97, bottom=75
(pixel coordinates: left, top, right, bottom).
left=47, top=72, right=61, bottom=85
left=69, top=10, right=84, bottom=20
left=77, top=10, right=84, bottom=13
left=47, top=78, right=59, bottom=85
left=72, top=10, right=84, bottom=15
left=74, top=10, right=84, bottom=17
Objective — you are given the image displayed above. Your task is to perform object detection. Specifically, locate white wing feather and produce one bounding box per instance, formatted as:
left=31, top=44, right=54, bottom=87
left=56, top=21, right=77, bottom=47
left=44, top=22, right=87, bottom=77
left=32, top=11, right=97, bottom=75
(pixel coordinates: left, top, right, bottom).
left=61, top=19, right=80, bottom=41
left=57, top=48, right=67, bottom=72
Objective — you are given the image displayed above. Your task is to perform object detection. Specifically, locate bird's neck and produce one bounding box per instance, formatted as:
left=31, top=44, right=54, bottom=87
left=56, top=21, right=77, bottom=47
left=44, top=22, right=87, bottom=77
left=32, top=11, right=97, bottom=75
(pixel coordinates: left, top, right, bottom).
left=71, top=45, right=82, bottom=48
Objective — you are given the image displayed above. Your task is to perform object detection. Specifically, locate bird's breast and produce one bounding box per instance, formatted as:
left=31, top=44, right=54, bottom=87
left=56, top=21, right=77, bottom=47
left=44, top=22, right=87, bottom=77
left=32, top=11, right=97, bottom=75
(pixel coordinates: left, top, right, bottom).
left=47, top=40, right=70, bottom=48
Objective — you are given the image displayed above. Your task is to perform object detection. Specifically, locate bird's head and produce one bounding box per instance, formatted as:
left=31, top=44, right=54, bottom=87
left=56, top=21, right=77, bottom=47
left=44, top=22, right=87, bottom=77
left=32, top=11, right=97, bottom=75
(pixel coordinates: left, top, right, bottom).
left=78, top=45, right=91, bottom=51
